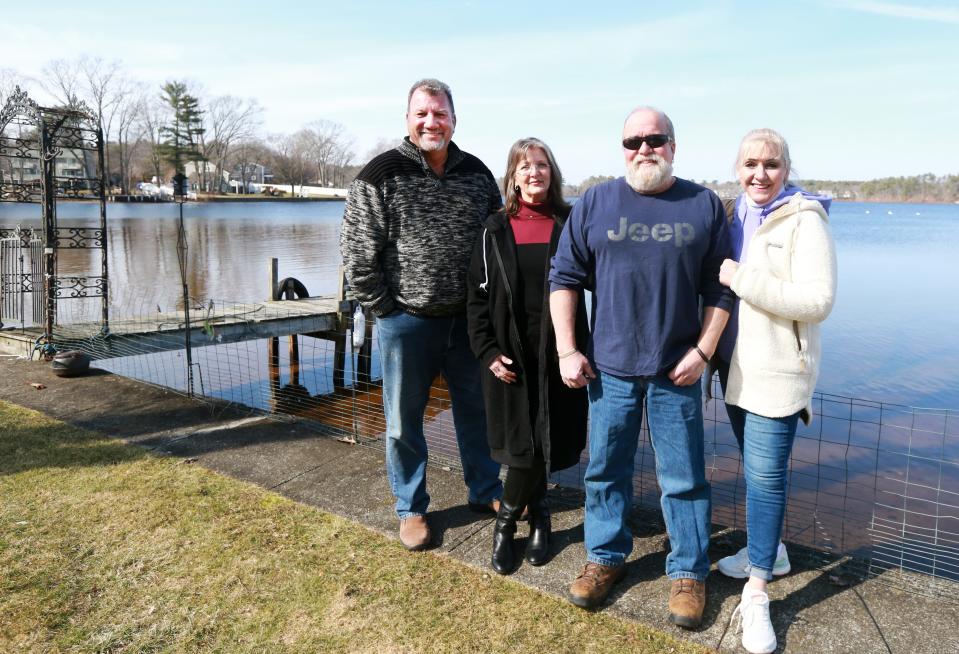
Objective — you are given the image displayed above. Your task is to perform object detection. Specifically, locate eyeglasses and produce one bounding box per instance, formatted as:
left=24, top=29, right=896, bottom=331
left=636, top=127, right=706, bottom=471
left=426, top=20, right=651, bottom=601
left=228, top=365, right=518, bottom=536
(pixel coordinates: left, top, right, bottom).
left=517, top=162, right=550, bottom=173
left=622, top=134, right=672, bottom=150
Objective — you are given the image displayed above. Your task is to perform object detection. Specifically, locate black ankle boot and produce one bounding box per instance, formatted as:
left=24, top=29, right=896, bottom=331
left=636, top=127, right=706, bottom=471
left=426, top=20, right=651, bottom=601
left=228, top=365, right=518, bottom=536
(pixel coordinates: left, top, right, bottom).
left=525, top=496, right=551, bottom=566
left=491, top=501, right=523, bottom=575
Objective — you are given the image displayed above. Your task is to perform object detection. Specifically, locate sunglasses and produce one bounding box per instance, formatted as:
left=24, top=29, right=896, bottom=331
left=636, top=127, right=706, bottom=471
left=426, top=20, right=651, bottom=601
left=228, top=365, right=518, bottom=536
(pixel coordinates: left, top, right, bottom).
left=622, top=134, right=671, bottom=150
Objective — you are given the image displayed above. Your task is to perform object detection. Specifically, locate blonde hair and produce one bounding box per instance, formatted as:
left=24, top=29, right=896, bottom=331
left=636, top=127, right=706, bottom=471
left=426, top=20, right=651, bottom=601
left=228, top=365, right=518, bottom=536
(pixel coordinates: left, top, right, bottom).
left=735, top=128, right=792, bottom=183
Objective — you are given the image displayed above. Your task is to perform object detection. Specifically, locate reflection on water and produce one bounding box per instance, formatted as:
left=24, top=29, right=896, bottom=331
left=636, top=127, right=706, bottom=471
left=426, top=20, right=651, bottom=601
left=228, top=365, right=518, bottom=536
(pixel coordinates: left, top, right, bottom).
left=2, top=199, right=957, bottom=409
left=0, top=200, right=345, bottom=317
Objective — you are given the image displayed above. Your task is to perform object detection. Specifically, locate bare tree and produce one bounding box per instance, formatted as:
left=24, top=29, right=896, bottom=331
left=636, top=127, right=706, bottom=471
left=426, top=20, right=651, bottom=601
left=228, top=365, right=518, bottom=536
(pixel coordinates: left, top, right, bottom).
left=306, top=120, right=340, bottom=186
left=270, top=131, right=311, bottom=195
left=40, top=58, right=81, bottom=106
left=302, top=119, right=355, bottom=187
left=0, top=69, right=24, bottom=185
left=113, top=82, right=148, bottom=194
left=331, top=137, right=356, bottom=187
left=138, top=95, right=170, bottom=187
left=79, top=57, right=131, bottom=189
left=41, top=56, right=135, bottom=192
left=204, top=95, right=262, bottom=194
left=364, top=137, right=404, bottom=163
left=1, top=68, right=30, bottom=108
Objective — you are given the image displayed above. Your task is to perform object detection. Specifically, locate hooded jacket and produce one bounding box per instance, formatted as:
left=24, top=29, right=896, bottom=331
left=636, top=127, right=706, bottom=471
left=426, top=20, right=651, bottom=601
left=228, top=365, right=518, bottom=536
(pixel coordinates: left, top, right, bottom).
left=724, top=192, right=837, bottom=423
left=466, top=209, right=588, bottom=471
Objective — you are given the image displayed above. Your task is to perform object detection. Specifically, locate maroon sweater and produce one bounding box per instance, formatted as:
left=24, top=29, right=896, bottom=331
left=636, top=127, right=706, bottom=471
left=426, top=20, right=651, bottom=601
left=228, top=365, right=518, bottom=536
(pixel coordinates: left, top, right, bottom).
left=510, top=198, right=554, bottom=360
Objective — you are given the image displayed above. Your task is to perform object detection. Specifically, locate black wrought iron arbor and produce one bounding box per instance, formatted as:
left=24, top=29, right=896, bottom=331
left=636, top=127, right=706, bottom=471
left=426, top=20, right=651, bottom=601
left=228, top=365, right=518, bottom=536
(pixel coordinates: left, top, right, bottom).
left=0, top=86, right=109, bottom=347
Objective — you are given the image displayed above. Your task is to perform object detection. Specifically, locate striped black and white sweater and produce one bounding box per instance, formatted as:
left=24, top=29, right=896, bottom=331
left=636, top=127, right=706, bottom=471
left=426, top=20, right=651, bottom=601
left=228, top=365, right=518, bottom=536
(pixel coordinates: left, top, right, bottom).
left=340, top=137, right=502, bottom=317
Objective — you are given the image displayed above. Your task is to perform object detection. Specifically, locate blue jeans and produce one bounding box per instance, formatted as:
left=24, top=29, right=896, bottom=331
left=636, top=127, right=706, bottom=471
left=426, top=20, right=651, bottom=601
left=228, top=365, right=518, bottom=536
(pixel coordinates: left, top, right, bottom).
left=376, top=310, right=502, bottom=519
left=585, top=370, right=712, bottom=581
left=718, top=362, right=799, bottom=581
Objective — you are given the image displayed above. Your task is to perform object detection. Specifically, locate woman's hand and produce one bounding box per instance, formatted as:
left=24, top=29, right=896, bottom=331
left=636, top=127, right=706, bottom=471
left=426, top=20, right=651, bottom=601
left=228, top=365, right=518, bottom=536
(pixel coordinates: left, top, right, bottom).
left=560, top=351, right=596, bottom=388
left=489, top=354, right=518, bottom=384
left=719, top=258, right=739, bottom=287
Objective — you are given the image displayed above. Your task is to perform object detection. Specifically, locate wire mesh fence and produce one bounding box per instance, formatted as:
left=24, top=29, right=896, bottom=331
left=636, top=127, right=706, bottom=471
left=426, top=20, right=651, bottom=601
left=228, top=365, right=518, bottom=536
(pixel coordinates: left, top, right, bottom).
left=15, top=295, right=958, bottom=602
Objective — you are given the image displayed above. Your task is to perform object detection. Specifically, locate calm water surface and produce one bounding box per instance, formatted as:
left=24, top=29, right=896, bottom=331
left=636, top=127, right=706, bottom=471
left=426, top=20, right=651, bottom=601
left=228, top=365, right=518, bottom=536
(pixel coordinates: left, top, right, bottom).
left=2, top=199, right=957, bottom=409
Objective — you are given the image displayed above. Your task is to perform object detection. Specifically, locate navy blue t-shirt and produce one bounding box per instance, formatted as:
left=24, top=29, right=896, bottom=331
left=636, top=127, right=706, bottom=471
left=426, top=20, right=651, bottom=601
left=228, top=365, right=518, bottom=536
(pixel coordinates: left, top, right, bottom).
left=549, top=176, right=733, bottom=377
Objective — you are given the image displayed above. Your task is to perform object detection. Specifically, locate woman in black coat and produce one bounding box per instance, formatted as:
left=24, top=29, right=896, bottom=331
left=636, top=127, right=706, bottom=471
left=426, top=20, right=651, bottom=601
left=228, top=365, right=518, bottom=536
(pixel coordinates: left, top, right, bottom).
left=467, top=137, right=588, bottom=574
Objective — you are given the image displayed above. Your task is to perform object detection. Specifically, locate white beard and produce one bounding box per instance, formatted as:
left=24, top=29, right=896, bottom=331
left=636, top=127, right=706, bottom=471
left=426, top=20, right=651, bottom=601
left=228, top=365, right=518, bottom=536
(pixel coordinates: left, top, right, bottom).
left=625, top=154, right=674, bottom=193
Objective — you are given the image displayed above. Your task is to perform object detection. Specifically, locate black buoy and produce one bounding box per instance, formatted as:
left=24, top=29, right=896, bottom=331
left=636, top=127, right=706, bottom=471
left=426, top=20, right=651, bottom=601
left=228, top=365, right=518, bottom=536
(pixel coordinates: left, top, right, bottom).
left=51, top=350, right=92, bottom=378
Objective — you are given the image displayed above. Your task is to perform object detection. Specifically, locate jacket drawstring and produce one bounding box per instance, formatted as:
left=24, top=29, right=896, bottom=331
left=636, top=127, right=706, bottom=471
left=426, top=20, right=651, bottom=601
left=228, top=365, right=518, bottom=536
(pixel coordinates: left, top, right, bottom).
left=479, top=228, right=490, bottom=291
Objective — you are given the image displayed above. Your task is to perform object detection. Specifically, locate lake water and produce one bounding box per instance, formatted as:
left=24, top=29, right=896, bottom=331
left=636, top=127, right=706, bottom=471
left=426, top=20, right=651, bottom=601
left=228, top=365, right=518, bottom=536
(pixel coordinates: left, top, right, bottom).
left=1, top=199, right=958, bottom=410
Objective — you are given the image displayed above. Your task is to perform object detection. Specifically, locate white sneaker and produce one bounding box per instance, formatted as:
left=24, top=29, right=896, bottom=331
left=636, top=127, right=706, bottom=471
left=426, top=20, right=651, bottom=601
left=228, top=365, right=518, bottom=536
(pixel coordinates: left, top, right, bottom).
left=734, top=588, right=777, bottom=654
left=717, top=542, right=790, bottom=579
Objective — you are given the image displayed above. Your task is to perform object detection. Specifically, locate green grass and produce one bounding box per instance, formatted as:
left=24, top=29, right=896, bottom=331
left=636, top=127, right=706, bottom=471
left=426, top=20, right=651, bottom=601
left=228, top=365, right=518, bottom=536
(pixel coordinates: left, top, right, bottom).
left=0, top=400, right=706, bottom=653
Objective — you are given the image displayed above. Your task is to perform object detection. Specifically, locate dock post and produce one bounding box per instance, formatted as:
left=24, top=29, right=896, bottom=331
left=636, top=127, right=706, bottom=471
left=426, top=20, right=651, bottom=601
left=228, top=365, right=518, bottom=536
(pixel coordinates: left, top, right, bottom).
left=267, top=335, right=280, bottom=412
left=288, top=332, right=300, bottom=387
left=268, top=258, right=278, bottom=301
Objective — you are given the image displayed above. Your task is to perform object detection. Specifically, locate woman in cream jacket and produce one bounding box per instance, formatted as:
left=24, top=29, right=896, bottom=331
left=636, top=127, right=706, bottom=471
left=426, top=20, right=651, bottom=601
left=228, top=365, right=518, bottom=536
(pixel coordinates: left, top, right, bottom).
left=714, top=128, right=837, bottom=654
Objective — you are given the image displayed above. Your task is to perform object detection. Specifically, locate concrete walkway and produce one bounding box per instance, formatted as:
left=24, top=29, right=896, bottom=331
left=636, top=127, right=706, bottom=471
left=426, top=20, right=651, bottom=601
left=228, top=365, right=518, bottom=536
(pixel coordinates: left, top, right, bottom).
left=2, top=358, right=955, bottom=653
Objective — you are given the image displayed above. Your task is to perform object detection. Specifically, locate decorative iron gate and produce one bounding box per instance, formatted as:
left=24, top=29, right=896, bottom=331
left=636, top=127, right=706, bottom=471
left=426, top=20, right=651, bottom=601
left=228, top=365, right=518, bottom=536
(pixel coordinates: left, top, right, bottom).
left=0, top=86, right=108, bottom=344
left=0, top=227, right=43, bottom=328
left=0, top=231, right=23, bottom=326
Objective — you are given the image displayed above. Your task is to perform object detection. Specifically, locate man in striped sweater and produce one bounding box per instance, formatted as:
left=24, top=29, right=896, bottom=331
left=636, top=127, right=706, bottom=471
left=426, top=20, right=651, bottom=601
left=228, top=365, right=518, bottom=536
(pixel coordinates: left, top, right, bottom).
left=340, top=79, right=503, bottom=551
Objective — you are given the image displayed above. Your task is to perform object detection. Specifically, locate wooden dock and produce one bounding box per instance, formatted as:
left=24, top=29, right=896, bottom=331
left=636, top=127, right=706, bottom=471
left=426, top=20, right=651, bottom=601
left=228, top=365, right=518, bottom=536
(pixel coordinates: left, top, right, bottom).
left=0, top=296, right=341, bottom=359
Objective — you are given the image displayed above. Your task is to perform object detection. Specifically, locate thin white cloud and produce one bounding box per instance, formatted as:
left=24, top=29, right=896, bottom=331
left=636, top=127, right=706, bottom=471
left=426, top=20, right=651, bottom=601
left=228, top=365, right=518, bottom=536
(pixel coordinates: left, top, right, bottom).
left=843, top=1, right=959, bottom=24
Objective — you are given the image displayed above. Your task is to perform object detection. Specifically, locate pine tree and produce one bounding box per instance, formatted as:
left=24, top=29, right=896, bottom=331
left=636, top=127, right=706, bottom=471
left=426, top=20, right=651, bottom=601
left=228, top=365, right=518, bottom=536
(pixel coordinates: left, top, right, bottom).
left=157, top=81, right=205, bottom=193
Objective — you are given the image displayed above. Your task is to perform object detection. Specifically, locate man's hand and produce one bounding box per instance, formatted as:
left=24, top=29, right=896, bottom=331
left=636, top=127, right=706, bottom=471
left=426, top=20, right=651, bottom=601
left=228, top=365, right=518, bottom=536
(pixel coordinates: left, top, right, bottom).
left=489, top=354, right=518, bottom=384
left=668, top=348, right=707, bottom=387
left=560, top=351, right=596, bottom=388
left=719, top=259, right=739, bottom=287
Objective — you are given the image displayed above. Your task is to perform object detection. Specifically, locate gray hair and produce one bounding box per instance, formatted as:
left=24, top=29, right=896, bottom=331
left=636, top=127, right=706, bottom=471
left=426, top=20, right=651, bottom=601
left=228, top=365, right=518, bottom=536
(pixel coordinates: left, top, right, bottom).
left=735, top=128, right=792, bottom=182
left=623, top=106, right=675, bottom=142
left=407, top=78, right=455, bottom=116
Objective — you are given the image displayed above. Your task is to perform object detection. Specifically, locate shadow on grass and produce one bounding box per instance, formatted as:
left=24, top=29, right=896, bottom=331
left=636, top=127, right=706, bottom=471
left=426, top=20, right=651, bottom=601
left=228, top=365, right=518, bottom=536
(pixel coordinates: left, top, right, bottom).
left=0, top=362, right=328, bottom=464
left=0, top=416, right=148, bottom=476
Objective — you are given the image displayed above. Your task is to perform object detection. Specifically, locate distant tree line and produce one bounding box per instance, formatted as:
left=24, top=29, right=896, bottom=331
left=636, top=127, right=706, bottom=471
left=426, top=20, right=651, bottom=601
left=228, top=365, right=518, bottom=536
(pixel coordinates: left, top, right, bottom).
left=1, top=58, right=364, bottom=196
left=813, top=174, right=959, bottom=203
left=4, top=63, right=956, bottom=202
left=563, top=173, right=959, bottom=203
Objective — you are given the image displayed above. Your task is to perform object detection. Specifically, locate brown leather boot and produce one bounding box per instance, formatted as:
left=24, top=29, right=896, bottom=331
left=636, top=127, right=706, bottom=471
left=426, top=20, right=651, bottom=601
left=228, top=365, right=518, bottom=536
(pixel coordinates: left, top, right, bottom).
left=399, top=515, right=431, bottom=551
left=568, top=562, right=627, bottom=608
left=668, top=578, right=706, bottom=628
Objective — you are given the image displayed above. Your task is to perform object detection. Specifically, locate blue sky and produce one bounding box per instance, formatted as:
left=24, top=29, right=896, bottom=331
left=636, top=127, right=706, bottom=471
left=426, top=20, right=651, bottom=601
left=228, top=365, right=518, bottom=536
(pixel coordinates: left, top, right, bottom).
left=3, top=1, right=957, bottom=184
